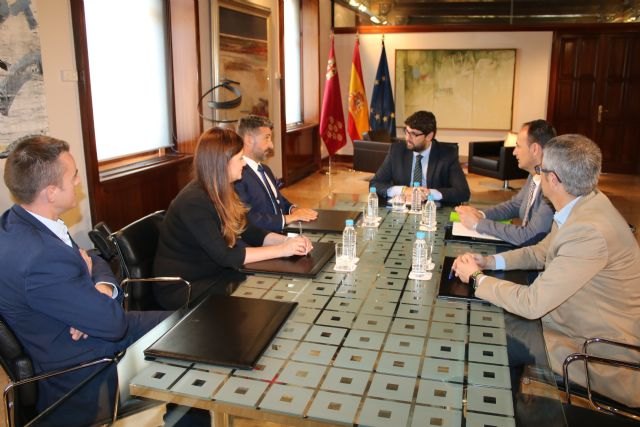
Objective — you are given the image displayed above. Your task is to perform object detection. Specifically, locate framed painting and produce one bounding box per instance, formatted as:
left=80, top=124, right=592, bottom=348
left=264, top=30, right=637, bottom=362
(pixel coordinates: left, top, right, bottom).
left=395, top=49, right=516, bottom=130
left=212, top=0, right=271, bottom=123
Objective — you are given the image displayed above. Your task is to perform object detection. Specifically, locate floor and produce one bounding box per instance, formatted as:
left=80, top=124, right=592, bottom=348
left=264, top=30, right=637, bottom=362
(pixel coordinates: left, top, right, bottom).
left=1, top=165, right=638, bottom=427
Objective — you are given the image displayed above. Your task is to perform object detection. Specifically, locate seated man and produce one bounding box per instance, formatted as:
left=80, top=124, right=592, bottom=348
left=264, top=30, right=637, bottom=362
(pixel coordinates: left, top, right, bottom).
left=234, top=115, right=317, bottom=232
left=452, top=134, right=640, bottom=408
left=0, top=136, right=168, bottom=417
left=370, top=110, right=470, bottom=205
left=455, top=119, right=556, bottom=246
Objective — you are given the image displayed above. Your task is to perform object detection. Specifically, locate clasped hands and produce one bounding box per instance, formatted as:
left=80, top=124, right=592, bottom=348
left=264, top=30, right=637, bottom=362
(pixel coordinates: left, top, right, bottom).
left=285, top=207, right=318, bottom=224
left=454, top=205, right=483, bottom=229
left=401, top=185, right=430, bottom=203
left=282, top=234, right=313, bottom=256
left=451, top=252, right=494, bottom=283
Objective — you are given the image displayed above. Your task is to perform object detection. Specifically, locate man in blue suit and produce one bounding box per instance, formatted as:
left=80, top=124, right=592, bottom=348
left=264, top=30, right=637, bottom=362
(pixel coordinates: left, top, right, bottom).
left=0, top=136, right=168, bottom=418
left=235, top=115, right=317, bottom=232
left=370, top=110, right=470, bottom=205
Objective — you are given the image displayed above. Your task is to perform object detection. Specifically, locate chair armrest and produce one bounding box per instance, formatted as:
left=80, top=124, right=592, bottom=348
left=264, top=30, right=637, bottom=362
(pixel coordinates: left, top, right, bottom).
left=3, top=351, right=124, bottom=427
left=563, top=352, right=640, bottom=420
left=120, top=277, right=191, bottom=310
left=582, top=337, right=640, bottom=355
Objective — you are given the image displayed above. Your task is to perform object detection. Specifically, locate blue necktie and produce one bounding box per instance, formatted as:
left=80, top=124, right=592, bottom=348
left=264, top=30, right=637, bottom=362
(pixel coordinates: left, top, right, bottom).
left=257, top=164, right=280, bottom=215
left=413, top=154, right=424, bottom=186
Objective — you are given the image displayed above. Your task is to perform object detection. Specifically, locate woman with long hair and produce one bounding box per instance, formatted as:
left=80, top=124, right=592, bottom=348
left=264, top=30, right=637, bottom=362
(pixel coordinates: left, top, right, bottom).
left=153, top=127, right=312, bottom=309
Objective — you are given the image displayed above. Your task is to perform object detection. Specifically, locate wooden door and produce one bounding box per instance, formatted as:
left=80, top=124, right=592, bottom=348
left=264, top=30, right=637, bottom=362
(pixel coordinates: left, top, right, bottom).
left=548, top=29, right=640, bottom=174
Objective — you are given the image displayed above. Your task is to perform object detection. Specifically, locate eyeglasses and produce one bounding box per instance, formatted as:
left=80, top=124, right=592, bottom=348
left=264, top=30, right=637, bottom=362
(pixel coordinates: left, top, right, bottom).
left=535, top=165, right=562, bottom=183
left=404, top=128, right=424, bottom=138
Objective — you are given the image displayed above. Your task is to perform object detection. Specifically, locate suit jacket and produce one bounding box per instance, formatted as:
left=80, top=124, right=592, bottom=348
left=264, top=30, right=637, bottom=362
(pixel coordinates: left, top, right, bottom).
left=154, top=180, right=269, bottom=308
left=0, top=205, right=165, bottom=411
left=235, top=163, right=293, bottom=232
left=477, top=175, right=554, bottom=246
left=476, top=191, right=640, bottom=407
left=370, top=140, right=470, bottom=205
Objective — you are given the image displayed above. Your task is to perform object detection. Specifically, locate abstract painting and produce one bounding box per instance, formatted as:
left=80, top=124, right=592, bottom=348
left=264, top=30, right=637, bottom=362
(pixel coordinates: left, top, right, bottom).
left=0, top=0, right=48, bottom=152
left=396, top=49, right=516, bottom=130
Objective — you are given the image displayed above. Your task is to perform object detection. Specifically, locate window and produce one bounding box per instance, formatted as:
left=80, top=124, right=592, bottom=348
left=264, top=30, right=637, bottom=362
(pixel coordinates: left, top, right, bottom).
left=283, top=0, right=302, bottom=125
left=80, top=0, right=173, bottom=163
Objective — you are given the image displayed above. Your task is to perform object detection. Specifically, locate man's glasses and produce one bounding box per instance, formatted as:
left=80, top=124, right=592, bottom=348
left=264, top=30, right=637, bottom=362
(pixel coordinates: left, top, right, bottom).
left=535, top=165, right=562, bottom=183
left=404, top=128, right=424, bottom=138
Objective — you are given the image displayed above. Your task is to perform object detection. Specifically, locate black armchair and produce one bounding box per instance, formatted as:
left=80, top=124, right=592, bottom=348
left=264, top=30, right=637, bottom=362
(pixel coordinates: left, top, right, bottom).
left=353, top=139, right=393, bottom=173
left=110, top=211, right=191, bottom=311
left=0, top=318, right=121, bottom=427
left=468, top=140, right=528, bottom=190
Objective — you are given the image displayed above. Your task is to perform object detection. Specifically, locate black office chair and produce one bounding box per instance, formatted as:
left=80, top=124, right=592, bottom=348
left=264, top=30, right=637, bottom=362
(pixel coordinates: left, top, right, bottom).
left=468, top=140, right=528, bottom=190
left=561, top=338, right=640, bottom=424
left=0, top=318, right=121, bottom=427
left=110, top=211, right=191, bottom=311
left=88, top=221, right=123, bottom=283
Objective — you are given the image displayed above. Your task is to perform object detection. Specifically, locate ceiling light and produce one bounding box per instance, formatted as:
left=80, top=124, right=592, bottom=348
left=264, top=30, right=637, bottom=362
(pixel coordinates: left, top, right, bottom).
left=358, top=4, right=367, bottom=12
left=370, top=15, right=381, bottom=24
left=348, top=0, right=360, bottom=7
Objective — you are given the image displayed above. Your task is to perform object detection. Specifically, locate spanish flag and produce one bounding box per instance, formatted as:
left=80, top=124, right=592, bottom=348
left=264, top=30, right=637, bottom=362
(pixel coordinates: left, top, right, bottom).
left=347, top=37, right=369, bottom=142
left=319, top=36, right=347, bottom=156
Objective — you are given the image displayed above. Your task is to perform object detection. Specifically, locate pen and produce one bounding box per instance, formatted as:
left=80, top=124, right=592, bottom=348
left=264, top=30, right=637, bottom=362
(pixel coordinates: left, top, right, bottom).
left=448, top=267, right=454, bottom=280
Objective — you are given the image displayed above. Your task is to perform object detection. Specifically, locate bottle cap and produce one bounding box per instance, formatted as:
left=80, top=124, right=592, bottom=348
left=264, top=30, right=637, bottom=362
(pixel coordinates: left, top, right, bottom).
left=428, top=194, right=434, bottom=201
left=370, top=187, right=377, bottom=193
left=413, top=181, right=420, bottom=187
left=345, top=219, right=354, bottom=226
left=416, top=231, right=426, bottom=239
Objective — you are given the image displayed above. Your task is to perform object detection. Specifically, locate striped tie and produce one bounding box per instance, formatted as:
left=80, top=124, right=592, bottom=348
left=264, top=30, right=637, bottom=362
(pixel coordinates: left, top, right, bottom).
left=522, top=181, right=537, bottom=226
left=413, top=154, right=423, bottom=186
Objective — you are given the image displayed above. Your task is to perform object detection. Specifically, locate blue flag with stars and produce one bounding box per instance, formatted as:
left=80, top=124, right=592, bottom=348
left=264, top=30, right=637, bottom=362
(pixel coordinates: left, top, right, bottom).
left=369, top=41, right=396, bottom=137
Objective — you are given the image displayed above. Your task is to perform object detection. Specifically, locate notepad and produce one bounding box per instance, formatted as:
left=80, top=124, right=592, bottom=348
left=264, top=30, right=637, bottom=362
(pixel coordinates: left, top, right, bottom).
left=283, top=209, right=361, bottom=234
left=144, top=295, right=296, bottom=369
left=240, top=241, right=334, bottom=278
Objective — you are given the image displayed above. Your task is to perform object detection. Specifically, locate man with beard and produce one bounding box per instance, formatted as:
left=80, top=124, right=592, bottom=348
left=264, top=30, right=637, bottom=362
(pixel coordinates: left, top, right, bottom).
left=234, top=115, right=317, bottom=232
left=370, top=110, right=470, bottom=205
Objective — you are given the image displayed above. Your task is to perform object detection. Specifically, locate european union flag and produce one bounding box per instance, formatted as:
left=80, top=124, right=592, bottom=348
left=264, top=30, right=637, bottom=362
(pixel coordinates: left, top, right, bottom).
left=369, top=41, right=396, bottom=138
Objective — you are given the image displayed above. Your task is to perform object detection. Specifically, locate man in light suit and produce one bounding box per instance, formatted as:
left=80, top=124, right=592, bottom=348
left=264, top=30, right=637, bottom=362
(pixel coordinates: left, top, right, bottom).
left=370, top=110, right=470, bottom=205
left=455, top=119, right=556, bottom=246
left=453, top=134, right=640, bottom=407
left=0, top=136, right=168, bottom=418
left=234, top=115, right=317, bottom=232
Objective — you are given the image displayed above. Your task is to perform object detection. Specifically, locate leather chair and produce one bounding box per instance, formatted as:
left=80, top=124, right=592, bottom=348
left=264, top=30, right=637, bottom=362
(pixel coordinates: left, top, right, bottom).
left=468, top=140, right=528, bottom=190
left=110, top=211, right=191, bottom=311
left=88, top=221, right=123, bottom=283
left=0, top=318, right=120, bottom=427
left=562, top=338, right=640, bottom=423
left=353, top=139, right=393, bottom=173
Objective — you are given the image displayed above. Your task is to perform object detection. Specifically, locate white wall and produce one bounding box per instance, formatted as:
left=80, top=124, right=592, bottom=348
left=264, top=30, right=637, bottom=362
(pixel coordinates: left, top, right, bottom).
left=0, top=0, right=93, bottom=247
left=319, top=8, right=553, bottom=157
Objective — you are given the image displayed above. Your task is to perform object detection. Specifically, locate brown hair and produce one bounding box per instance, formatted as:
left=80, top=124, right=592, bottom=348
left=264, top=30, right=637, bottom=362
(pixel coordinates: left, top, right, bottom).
left=194, top=128, right=247, bottom=247
left=4, top=135, right=69, bottom=204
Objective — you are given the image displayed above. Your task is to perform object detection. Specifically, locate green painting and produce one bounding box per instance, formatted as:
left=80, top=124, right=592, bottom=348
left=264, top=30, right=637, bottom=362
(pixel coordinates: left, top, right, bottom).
left=396, top=49, right=516, bottom=130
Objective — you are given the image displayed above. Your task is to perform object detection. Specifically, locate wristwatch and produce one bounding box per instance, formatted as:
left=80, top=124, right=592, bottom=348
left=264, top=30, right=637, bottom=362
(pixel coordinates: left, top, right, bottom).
left=469, top=270, right=483, bottom=290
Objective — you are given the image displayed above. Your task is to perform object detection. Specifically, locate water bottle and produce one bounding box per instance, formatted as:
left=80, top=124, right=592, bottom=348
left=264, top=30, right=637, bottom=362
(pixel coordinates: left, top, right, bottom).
left=421, top=194, right=437, bottom=231
left=411, top=181, right=422, bottom=212
left=366, top=187, right=379, bottom=225
left=342, top=219, right=357, bottom=263
left=411, top=231, right=427, bottom=277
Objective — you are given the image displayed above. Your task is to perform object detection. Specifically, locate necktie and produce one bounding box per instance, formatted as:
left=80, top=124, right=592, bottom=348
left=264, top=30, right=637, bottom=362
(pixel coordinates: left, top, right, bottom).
left=522, top=180, right=537, bottom=226
left=412, top=154, right=424, bottom=186
left=257, top=164, right=281, bottom=215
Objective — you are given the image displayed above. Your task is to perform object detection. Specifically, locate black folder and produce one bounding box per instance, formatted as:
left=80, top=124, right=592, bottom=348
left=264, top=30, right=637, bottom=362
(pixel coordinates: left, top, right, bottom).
left=437, top=256, right=534, bottom=302
left=283, top=209, right=361, bottom=234
left=144, top=295, right=296, bottom=369
left=240, top=241, right=334, bottom=278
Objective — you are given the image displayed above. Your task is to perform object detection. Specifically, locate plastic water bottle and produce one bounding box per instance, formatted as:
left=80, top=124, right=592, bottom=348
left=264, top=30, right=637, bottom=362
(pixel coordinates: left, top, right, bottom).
left=367, top=187, right=379, bottom=225
left=421, top=194, right=437, bottom=231
left=411, top=181, right=422, bottom=212
left=411, top=231, right=427, bottom=277
left=342, top=219, right=357, bottom=263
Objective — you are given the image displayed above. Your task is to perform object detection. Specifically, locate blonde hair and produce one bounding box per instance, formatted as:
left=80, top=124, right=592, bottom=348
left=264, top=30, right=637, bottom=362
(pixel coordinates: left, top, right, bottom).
left=194, top=128, right=247, bottom=246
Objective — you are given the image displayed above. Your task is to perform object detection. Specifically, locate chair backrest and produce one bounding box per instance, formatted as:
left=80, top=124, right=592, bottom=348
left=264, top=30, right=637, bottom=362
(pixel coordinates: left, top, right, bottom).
left=363, top=129, right=392, bottom=142
left=111, top=210, right=165, bottom=311
left=0, top=318, right=38, bottom=426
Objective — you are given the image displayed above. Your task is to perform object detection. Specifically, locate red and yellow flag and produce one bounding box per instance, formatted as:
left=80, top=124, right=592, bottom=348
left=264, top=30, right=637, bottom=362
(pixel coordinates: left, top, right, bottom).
left=319, top=37, right=347, bottom=156
left=347, top=38, right=369, bottom=142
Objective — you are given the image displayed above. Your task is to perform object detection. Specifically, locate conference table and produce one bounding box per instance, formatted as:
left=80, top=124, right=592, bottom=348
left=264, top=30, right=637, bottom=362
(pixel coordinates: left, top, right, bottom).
left=125, top=194, right=567, bottom=427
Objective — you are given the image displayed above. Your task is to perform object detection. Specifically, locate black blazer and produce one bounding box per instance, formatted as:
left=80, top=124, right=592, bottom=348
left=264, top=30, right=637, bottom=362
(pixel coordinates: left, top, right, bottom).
left=153, top=180, right=269, bottom=308
left=235, top=164, right=293, bottom=232
left=370, top=140, right=470, bottom=205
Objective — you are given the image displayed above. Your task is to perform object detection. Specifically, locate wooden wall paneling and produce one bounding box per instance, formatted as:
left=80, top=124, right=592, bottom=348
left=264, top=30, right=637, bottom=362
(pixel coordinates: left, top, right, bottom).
left=283, top=124, right=321, bottom=185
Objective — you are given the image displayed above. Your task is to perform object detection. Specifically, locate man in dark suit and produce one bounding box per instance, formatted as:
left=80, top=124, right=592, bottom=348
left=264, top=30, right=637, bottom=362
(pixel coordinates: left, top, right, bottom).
left=370, top=110, right=470, bottom=205
left=0, top=136, right=168, bottom=418
left=234, top=115, right=317, bottom=232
